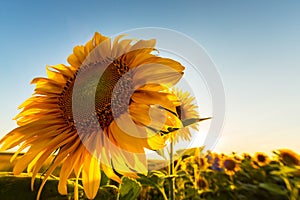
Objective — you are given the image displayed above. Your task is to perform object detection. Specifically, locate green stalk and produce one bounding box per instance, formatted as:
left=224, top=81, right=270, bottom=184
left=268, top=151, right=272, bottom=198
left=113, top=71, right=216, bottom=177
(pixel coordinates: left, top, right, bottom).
left=169, top=138, right=175, bottom=200
left=158, top=187, right=169, bottom=200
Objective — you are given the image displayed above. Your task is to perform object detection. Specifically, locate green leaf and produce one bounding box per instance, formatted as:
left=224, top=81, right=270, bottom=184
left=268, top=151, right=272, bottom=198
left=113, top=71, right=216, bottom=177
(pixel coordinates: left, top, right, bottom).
left=137, top=172, right=165, bottom=188
left=118, top=177, right=141, bottom=200
left=258, top=183, right=287, bottom=196
left=137, top=174, right=155, bottom=187
left=100, top=170, right=110, bottom=186
left=95, top=186, right=119, bottom=200
left=277, top=166, right=299, bottom=174
left=176, top=147, right=204, bottom=158
left=295, top=179, right=300, bottom=188
left=182, top=117, right=211, bottom=127
left=182, top=187, right=198, bottom=199
left=237, top=183, right=258, bottom=193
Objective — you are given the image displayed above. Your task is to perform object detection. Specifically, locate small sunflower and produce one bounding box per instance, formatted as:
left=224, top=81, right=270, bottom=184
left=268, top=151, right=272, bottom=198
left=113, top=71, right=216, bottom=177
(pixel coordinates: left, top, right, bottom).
left=196, top=177, right=209, bottom=190
left=195, top=156, right=209, bottom=170
left=278, top=149, right=300, bottom=166
left=193, top=147, right=208, bottom=170
left=253, top=152, right=270, bottom=167
left=0, top=32, right=185, bottom=199
left=242, top=153, right=252, bottom=160
left=211, top=156, right=223, bottom=172
left=205, top=151, right=220, bottom=166
left=222, top=157, right=240, bottom=176
left=172, top=89, right=200, bottom=142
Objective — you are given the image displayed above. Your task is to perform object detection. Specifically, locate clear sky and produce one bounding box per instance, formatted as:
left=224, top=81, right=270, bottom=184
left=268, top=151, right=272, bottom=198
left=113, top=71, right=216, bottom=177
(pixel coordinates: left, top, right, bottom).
left=0, top=0, right=299, bottom=154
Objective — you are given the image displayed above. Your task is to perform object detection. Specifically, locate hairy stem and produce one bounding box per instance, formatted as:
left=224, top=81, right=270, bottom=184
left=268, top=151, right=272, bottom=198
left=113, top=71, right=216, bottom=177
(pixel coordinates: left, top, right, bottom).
left=169, top=138, right=175, bottom=200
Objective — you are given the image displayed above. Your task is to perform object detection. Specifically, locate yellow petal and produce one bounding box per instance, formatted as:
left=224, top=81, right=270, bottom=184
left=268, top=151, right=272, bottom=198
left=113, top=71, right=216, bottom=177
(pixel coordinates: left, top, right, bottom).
left=133, top=63, right=183, bottom=87
left=92, top=32, right=109, bottom=47
left=131, top=90, right=178, bottom=112
left=46, top=65, right=67, bottom=83
left=111, top=151, right=134, bottom=175
left=136, top=83, right=168, bottom=92
left=101, top=163, right=121, bottom=183
left=73, top=46, right=86, bottom=64
left=146, top=129, right=167, bottom=150
left=13, top=147, right=43, bottom=175
left=124, top=39, right=156, bottom=67
left=111, top=34, right=128, bottom=58
left=51, top=64, right=75, bottom=78
left=117, top=39, right=132, bottom=56
left=129, top=103, right=175, bottom=132
left=109, top=119, right=147, bottom=153
left=130, top=39, right=156, bottom=52
left=142, top=57, right=185, bottom=72
left=36, top=151, right=68, bottom=200
left=82, top=153, right=101, bottom=199
left=67, top=54, right=81, bottom=69
left=58, top=150, right=81, bottom=195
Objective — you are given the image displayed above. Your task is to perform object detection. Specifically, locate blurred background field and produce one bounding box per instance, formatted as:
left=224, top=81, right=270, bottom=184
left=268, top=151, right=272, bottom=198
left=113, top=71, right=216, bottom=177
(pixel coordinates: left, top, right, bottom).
left=0, top=152, right=61, bottom=176
left=0, top=148, right=299, bottom=200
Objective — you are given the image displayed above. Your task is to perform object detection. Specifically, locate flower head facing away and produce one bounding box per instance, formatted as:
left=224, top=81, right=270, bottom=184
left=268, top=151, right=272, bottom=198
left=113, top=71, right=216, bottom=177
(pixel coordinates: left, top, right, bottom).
left=0, top=32, right=193, bottom=199
left=172, top=89, right=200, bottom=143
left=278, top=149, right=300, bottom=166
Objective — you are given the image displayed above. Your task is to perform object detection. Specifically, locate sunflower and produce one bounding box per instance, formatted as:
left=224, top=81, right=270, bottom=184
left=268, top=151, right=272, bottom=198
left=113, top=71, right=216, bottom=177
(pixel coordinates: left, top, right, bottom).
left=196, top=177, right=209, bottom=190
left=242, top=153, right=252, bottom=160
left=193, top=147, right=208, bottom=170
left=211, top=155, right=223, bottom=172
left=0, top=32, right=185, bottom=199
left=222, top=157, right=240, bottom=176
left=277, top=149, right=300, bottom=166
left=172, top=89, right=200, bottom=143
left=253, top=152, right=270, bottom=167
left=180, top=156, right=195, bottom=175
left=195, top=156, right=209, bottom=171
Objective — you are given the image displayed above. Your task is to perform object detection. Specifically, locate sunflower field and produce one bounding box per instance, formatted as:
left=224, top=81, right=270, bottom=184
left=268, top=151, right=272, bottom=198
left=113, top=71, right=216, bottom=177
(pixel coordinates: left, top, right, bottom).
left=0, top=147, right=299, bottom=200
left=0, top=32, right=299, bottom=200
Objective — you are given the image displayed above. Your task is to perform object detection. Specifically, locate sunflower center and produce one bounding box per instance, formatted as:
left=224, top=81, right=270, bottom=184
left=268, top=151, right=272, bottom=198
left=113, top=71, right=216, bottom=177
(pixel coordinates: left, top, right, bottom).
left=224, top=159, right=236, bottom=171
left=257, top=155, right=266, bottom=162
left=282, top=153, right=299, bottom=165
left=95, top=60, right=134, bottom=128
left=59, top=59, right=133, bottom=131
left=197, top=178, right=208, bottom=189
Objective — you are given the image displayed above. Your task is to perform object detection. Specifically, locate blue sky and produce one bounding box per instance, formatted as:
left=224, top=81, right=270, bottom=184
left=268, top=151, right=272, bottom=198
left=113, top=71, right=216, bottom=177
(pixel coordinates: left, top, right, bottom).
left=0, top=0, right=299, bottom=154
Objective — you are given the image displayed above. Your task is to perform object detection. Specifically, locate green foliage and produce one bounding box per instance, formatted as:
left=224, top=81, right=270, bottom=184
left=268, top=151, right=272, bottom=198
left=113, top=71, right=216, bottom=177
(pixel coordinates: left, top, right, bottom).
left=0, top=173, right=81, bottom=200
left=136, top=148, right=300, bottom=200
left=0, top=148, right=300, bottom=200
left=95, top=186, right=118, bottom=200
left=118, top=177, right=142, bottom=200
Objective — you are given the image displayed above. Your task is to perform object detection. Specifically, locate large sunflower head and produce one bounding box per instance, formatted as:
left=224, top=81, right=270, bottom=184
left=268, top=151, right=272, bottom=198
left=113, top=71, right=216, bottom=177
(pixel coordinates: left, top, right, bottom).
left=0, top=32, right=186, bottom=199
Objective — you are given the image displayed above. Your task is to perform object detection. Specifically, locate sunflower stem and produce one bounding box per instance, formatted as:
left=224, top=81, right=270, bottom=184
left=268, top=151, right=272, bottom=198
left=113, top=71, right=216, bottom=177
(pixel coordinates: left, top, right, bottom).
left=169, top=138, right=175, bottom=200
